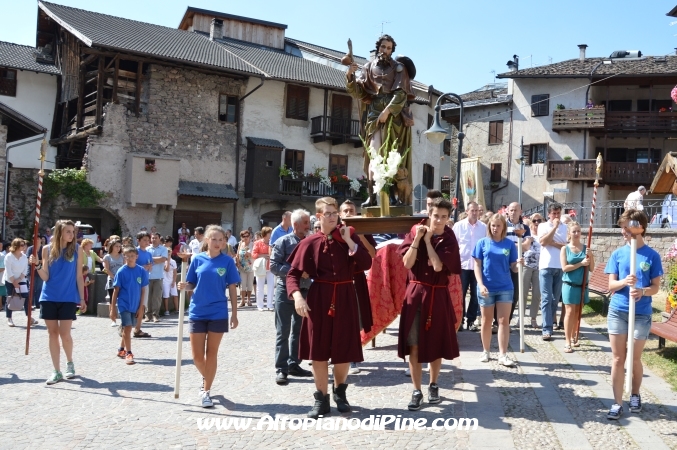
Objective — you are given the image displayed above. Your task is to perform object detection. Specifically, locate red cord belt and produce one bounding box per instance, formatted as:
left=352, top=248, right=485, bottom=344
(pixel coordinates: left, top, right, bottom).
left=313, top=280, right=353, bottom=316
left=410, top=280, right=447, bottom=330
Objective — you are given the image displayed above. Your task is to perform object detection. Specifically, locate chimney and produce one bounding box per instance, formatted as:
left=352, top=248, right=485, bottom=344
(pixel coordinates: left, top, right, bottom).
left=578, top=44, right=588, bottom=62
left=210, top=19, right=223, bottom=41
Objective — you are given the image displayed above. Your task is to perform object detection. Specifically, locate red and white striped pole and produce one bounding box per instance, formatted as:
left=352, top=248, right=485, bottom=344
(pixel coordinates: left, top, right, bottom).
left=576, top=153, right=602, bottom=343
left=25, top=139, right=47, bottom=355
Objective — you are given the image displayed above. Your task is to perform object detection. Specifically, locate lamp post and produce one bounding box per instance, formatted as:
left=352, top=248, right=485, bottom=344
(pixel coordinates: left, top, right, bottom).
left=425, top=93, right=464, bottom=221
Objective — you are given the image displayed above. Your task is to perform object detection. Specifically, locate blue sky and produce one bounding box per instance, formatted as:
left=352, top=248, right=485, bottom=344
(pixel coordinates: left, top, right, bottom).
left=2, top=0, right=677, bottom=93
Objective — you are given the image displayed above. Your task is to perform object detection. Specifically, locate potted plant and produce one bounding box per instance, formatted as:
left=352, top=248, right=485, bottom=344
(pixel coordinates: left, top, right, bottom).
left=563, top=156, right=572, bottom=161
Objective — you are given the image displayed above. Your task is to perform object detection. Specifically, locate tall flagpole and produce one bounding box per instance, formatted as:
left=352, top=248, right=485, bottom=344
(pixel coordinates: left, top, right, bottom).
left=174, top=247, right=190, bottom=398
left=576, top=153, right=602, bottom=343
left=26, top=139, right=47, bottom=355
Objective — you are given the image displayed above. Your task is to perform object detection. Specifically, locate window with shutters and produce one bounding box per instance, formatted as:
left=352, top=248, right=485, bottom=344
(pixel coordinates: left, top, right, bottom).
left=218, top=94, right=238, bottom=123
left=284, top=149, right=305, bottom=174
left=443, top=138, right=451, bottom=156
left=0, top=68, right=17, bottom=97
left=331, top=94, right=352, bottom=134
left=329, top=154, right=347, bottom=176
left=488, top=120, right=503, bottom=144
left=531, top=94, right=549, bottom=117
left=428, top=114, right=434, bottom=129
left=286, top=84, right=310, bottom=120
left=422, top=163, right=435, bottom=189
left=490, top=163, right=502, bottom=183
left=523, top=143, right=548, bottom=165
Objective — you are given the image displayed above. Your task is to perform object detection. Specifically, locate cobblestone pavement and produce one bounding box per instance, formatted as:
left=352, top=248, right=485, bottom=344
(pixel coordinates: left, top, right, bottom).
left=1, top=302, right=676, bottom=449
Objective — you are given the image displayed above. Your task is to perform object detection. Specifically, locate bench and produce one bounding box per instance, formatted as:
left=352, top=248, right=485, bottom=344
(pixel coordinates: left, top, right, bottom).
left=588, top=264, right=611, bottom=316
left=651, top=309, right=677, bottom=349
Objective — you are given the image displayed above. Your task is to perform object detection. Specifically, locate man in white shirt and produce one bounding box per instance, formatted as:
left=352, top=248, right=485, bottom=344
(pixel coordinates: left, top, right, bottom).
left=453, top=201, right=486, bottom=331
left=537, top=203, right=568, bottom=340
left=624, top=186, right=646, bottom=211
left=226, top=229, right=238, bottom=249
left=189, top=227, right=204, bottom=260
left=177, top=222, right=190, bottom=237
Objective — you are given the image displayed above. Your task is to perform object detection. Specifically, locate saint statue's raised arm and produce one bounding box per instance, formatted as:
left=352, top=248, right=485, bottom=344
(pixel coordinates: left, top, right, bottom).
left=346, top=34, right=415, bottom=207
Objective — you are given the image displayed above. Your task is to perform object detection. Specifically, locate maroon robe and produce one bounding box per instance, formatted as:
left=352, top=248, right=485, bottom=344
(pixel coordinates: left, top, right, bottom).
left=287, top=231, right=372, bottom=363
left=397, top=224, right=461, bottom=362
left=352, top=234, right=377, bottom=335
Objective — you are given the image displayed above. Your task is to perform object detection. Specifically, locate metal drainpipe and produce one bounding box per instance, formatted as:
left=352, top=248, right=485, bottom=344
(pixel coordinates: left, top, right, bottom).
left=2, top=133, right=47, bottom=239
left=234, top=77, right=265, bottom=234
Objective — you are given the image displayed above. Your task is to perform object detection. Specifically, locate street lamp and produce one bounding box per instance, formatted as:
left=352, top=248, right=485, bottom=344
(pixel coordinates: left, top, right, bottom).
left=425, top=93, right=464, bottom=221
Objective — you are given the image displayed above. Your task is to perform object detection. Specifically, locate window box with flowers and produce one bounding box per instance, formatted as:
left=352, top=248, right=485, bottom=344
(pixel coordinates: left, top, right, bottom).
left=145, top=159, right=157, bottom=172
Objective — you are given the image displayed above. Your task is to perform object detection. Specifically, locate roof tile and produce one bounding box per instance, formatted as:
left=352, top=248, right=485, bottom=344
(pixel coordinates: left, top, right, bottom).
left=0, top=41, right=60, bottom=75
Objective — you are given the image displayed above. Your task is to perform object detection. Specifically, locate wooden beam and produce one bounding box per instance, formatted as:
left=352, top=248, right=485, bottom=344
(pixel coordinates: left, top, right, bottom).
left=135, top=61, right=142, bottom=117
left=80, top=53, right=98, bottom=68
left=105, top=54, right=119, bottom=71
left=112, top=57, right=120, bottom=103
left=95, top=56, right=104, bottom=125
left=49, top=125, right=102, bottom=146
left=76, top=60, right=87, bottom=129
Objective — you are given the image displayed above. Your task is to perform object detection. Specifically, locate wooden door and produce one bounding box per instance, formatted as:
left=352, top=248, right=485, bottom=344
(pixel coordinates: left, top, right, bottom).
left=173, top=210, right=222, bottom=242
left=331, top=94, right=352, bottom=134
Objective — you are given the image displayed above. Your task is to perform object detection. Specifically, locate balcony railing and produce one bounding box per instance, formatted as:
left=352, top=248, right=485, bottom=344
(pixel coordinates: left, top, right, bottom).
left=547, top=160, right=658, bottom=185
left=552, top=109, right=677, bottom=134
left=552, top=108, right=605, bottom=131
left=279, top=176, right=364, bottom=200
left=310, top=116, right=361, bottom=145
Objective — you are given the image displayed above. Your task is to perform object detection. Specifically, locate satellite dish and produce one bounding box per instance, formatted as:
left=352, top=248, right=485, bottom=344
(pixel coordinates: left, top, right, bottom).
left=413, top=184, right=428, bottom=200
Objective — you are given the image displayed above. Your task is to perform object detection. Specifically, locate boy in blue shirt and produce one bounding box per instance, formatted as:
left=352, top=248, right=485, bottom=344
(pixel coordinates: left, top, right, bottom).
left=110, top=246, right=149, bottom=365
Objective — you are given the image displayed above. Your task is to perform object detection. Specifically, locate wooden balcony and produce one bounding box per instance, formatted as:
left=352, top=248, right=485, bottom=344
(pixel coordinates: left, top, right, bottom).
left=547, top=160, right=658, bottom=185
left=552, top=109, right=605, bottom=131
left=553, top=109, right=677, bottom=136
left=310, top=116, right=362, bottom=146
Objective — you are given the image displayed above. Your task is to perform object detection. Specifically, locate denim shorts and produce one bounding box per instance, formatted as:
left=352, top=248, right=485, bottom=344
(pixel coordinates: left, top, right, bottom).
left=477, top=289, right=514, bottom=307
left=607, top=308, right=652, bottom=340
left=118, top=310, right=135, bottom=327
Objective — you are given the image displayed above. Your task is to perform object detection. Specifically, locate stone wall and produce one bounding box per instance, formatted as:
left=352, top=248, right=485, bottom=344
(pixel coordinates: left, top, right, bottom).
left=86, top=64, right=246, bottom=237
left=590, top=228, right=677, bottom=265
left=0, top=125, right=6, bottom=239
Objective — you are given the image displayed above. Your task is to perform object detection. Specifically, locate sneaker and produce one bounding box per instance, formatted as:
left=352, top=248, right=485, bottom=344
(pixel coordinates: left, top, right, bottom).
left=65, top=362, right=76, bottom=379
left=164, top=311, right=170, bottom=316
left=110, top=322, right=118, bottom=327
left=7, top=318, right=15, bottom=327
left=480, top=350, right=490, bottom=363
left=125, top=352, right=135, bottom=365
left=46, top=370, right=63, bottom=385
left=629, top=394, right=642, bottom=413
left=468, top=323, right=479, bottom=332
left=408, top=390, right=424, bottom=411
left=117, top=348, right=126, bottom=358
left=404, top=367, right=411, bottom=376
left=349, top=362, right=360, bottom=374
left=498, top=354, right=516, bottom=367
left=428, top=383, right=441, bottom=404
left=201, top=390, right=214, bottom=408
left=607, top=403, right=623, bottom=420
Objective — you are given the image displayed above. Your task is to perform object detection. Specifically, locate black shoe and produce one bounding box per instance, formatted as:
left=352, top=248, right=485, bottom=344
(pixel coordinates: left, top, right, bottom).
left=332, top=383, right=351, bottom=413
left=288, top=363, right=313, bottom=377
left=361, top=193, right=377, bottom=208
left=408, top=390, right=424, bottom=411
left=275, top=372, right=289, bottom=386
left=428, top=383, right=441, bottom=404
left=308, top=390, right=330, bottom=419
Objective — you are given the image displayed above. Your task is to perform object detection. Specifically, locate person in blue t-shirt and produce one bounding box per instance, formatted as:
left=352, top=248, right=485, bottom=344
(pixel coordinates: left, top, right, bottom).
left=604, top=209, right=662, bottom=421
left=178, top=225, right=240, bottom=408
left=472, top=214, right=522, bottom=368
left=29, top=220, right=86, bottom=385
left=133, top=231, right=153, bottom=338
left=110, top=246, right=149, bottom=365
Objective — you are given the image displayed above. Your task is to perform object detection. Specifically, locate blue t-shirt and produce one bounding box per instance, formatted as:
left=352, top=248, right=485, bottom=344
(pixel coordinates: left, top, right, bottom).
left=270, top=224, right=292, bottom=246
left=136, top=246, right=153, bottom=273
left=148, top=244, right=169, bottom=280
left=605, top=244, right=663, bottom=316
left=40, top=244, right=80, bottom=303
left=113, top=264, right=149, bottom=313
left=472, top=237, right=518, bottom=292
left=187, top=252, right=240, bottom=321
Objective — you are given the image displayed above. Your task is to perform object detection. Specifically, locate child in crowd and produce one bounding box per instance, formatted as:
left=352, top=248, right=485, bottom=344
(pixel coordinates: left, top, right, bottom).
left=163, top=236, right=178, bottom=315
left=82, top=265, right=93, bottom=307
left=109, top=246, right=149, bottom=365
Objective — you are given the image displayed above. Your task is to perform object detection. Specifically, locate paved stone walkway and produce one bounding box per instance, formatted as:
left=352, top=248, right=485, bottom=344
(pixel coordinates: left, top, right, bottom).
left=1, top=303, right=676, bottom=449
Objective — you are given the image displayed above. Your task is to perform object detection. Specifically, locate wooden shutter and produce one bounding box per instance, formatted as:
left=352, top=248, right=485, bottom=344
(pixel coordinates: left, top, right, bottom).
left=329, top=154, right=347, bottom=175
left=332, top=94, right=352, bottom=134
left=523, top=143, right=533, bottom=166
left=286, top=85, right=309, bottom=120
left=285, top=150, right=305, bottom=173
left=531, top=94, right=549, bottom=116
left=423, top=164, right=434, bottom=189
left=488, top=120, right=503, bottom=144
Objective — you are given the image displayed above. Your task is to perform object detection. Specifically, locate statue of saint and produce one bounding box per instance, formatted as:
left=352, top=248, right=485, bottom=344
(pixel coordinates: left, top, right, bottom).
left=346, top=35, right=415, bottom=207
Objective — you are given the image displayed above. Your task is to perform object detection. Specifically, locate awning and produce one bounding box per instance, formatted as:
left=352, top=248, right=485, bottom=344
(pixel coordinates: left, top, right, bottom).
left=0, top=101, right=46, bottom=142
left=178, top=181, right=239, bottom=201
left=246, top=137, right=285, bottom=149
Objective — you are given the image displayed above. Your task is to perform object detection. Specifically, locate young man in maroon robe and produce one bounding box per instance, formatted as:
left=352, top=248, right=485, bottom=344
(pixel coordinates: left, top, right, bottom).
left=398, top=197, right=461, bottom=410
left=339, top=199, right=376, bottom=375
left=287, top=197, right=373, bottom=418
